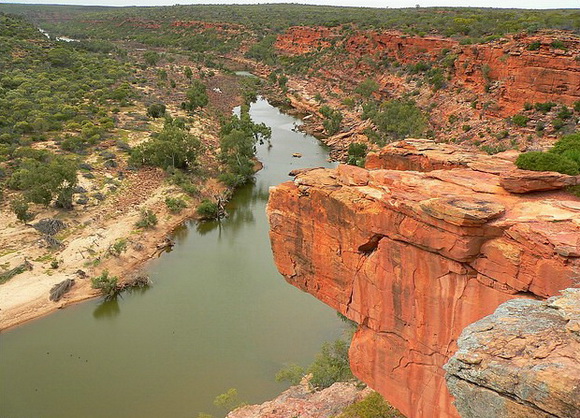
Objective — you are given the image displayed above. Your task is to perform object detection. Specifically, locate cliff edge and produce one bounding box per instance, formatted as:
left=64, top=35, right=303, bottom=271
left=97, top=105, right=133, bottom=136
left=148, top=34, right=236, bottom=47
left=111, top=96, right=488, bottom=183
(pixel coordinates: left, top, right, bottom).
left=266, top=139, right=580, bottom=417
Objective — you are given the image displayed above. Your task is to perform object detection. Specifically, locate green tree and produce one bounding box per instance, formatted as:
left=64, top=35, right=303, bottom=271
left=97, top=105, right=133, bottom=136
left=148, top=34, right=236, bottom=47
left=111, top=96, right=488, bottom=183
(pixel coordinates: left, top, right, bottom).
left=147, top=103, right=166, bottom=118
left=130, top=123, right=201, bottom=170
left=10, top=197, right=33, bottom=222
left=182, top=80, right=208, bottom=112
left=372, top=100, right=426, bottom=141
left=9, top=155, right=78, bottom=209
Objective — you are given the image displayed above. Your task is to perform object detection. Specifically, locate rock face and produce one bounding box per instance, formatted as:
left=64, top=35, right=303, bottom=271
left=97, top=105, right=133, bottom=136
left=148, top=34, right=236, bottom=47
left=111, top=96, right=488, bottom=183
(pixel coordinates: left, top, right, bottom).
left=445, top=289, right=580, bottom=418
left=275, top=28, right=580, bottom=116
left=266, top=140, right=580, bottom=418
left=227, top=381, right=371, bottom=418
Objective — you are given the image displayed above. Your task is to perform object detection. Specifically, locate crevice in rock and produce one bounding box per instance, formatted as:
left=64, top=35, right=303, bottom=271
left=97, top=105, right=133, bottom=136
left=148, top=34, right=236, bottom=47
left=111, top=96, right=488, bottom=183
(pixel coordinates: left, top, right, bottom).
left=357, top=234, right=385, bottom=255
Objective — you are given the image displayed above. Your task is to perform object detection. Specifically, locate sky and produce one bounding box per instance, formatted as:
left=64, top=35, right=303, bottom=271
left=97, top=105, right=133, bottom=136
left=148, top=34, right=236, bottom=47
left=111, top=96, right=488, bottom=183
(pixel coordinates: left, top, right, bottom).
left=1, top=0, right=578, bottom=8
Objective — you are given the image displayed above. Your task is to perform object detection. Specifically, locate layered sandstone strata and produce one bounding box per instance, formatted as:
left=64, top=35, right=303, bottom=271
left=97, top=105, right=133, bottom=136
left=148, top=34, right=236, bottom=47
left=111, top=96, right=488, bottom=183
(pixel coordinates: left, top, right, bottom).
left=266, top=140, right=580, bottom=417
left=275, top=27, right=580, bottom=116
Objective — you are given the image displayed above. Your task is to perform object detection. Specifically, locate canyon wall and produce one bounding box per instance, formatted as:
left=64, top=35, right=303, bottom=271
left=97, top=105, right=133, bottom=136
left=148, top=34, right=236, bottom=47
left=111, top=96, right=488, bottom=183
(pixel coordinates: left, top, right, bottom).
left=266, top=139, right=580, bottom=417
left=276, top=27, right=580, bottom=116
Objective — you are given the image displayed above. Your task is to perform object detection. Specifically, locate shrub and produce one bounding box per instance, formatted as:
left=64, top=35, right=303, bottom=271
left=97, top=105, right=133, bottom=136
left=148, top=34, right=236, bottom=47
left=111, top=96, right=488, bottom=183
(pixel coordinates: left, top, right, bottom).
left=319, top=105, right=343, bottom=135
left=527, top=41, right=541, bottom=51
left=91, top=270, right=119, bottom=299
left=512, top=114, right=529, bottom=127
left=11, top=197, right=33, bottom=222
left=574, top=101, right=580, bottom=112
left=275, top=363, right=305, bottom=385
left=165, top=197, right=187, bottom=213
left=147, top=103, right=166, bottom=118
left=347, top=143, right=368, bottom=167
left=534, top=102, right=556, bottom=113
left=135, top=209, right=158, bottom=228
left=557, top=106, right=572, bottom=120
left=515, top=151, right=579, bottom=175
left=549, top=133, right=580, bottom=165
left=109, top=238, right=128, bottom=256
left=197, top=199, right=219, bottom=219
left=552, top=118, right=565, bottom=131
left=182, top=79, right=208, bottom=111
left=213, top=388, right=246, bottom=412
left=372, top=100, right=426, bottom=141
left=130, top=124, right=200, bottom=171
left=308, top=339, right=353, bottom=389
left=337, top=392, right=403, bottom=418
left=355, top=78, right=379, bottom=99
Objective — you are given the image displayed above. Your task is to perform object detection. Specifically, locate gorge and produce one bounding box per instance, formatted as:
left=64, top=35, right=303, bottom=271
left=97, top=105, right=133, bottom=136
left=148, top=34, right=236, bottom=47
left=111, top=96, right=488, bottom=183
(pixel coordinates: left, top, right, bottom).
left=267, top=139, right=580, bottom=417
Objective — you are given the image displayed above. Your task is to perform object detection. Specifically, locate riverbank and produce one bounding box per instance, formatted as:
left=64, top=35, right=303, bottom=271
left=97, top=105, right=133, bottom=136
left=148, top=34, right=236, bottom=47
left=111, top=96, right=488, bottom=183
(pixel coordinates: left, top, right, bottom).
left=0, top=96, right=345, bottom=418
left=0, top=165, right=229, bottom=331
left=0, top=83, right=321, bottom=332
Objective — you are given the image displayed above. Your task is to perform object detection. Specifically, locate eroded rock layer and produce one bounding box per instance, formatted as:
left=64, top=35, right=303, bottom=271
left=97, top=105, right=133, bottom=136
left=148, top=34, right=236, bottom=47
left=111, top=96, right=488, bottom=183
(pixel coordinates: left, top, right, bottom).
left=266, top=140, right=580, bottom=418
left=276, top=28, right=580, bottom=116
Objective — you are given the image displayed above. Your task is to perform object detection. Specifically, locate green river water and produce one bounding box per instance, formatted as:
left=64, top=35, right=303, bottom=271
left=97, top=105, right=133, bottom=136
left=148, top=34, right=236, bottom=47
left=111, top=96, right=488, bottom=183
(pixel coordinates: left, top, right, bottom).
left=0, top=97, right=345, bottom=417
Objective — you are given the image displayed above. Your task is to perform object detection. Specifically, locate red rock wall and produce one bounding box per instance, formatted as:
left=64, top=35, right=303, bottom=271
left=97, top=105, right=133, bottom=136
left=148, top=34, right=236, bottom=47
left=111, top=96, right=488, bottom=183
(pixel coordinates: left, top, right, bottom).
left=275, top=28, right=580, bottom=116
left=267, top=142, right=580, bottom=417
left=454, top=34, right=580, bottom=115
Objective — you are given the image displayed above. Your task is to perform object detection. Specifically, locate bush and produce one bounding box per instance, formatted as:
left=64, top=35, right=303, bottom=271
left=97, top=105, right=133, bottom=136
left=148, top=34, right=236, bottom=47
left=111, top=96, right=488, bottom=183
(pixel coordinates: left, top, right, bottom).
left=130, top=123, right=201, bottom=171
left=147, top=103, right=166, bottom=118
left=109, top=238, right=128, bottom=256
left=549, top=133, right=580, bottom=166
left=515, top=151, right=579, bottom=175
left=213, top=388, right=246, bottom=412
left=275, top=364, right=305, bottom=385
left=308, top=339, right=353, bottom=389
left=165, top=197, right=187, bottom=213
left=347, top=143, right=368, bottom=167
left=534, top=102, right=556, bottom=113
left=512, top=114, right=529, bottom=127
left=197, top=199, right=219, bottom=219
left=91, top=270, right=119, bottom=299
left=337, top=392, right=403, bottom=418
left=11, top=197, right=33, bottom=222
left=372, top=100, right=426, bottom=141
left=182, top=79, right=208, bottom=111
left=135, top=209, right=158, bottom=228
left=319, top=105, right=343, bottom=135
left=527, top=41, right=541, bottom=51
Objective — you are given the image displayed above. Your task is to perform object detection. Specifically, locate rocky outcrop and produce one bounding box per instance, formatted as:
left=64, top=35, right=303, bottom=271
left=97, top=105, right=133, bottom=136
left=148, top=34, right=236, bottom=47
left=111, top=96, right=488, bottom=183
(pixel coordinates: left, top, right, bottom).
left=445, top=289, right=580, bottom=418
left=276, top=28, right=580, bottom=116
left=454, top=32, right=580, bottom=115
left=499, top=169, right=580, bottom=193
left=266, top=140, right=580, bottom=417
left=227, top=381, right=371, bottom=418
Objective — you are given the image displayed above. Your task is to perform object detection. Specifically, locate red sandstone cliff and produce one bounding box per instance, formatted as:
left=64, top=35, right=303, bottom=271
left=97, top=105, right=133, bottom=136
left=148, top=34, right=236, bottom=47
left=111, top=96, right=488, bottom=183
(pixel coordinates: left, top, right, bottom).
left=275, top=27, right=580, bottom=117
left=266, top=139, right=580, bottom=417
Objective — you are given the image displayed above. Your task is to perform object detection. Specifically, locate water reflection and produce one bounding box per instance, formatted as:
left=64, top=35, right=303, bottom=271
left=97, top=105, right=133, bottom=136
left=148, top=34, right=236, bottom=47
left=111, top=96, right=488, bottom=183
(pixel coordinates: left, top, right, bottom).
left=92, top=297, right=121, bottom=320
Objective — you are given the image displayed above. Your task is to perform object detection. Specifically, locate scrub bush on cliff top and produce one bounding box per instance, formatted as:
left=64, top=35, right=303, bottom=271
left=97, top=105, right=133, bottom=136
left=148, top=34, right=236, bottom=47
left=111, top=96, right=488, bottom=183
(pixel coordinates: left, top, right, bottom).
left=515, top=151, right=579, bottom=176
left=516, top=133, right=580, bottom=175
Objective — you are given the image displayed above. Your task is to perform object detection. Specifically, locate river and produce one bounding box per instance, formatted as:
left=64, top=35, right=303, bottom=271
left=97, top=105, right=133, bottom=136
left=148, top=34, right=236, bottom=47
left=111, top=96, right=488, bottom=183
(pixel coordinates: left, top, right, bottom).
left=0, top=98, right=344, bottom=417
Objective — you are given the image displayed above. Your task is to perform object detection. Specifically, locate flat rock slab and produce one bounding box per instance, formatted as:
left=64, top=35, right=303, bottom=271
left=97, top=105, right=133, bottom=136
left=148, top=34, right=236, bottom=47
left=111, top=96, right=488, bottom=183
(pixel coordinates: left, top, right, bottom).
left=500, top=169, right=579, bottom=193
